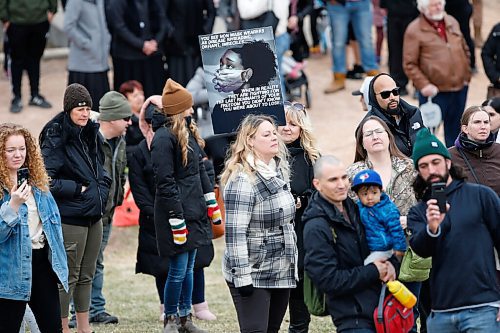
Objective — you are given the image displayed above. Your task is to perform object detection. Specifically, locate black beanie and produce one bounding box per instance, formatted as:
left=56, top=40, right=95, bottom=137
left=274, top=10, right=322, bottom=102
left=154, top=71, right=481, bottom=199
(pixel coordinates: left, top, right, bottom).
left=63, top=83, right=92, bottom=112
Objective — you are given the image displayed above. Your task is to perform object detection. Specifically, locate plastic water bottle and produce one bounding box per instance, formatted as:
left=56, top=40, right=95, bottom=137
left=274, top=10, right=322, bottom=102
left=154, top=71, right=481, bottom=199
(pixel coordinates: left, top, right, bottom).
left=386, top=281, right=417, bottom=309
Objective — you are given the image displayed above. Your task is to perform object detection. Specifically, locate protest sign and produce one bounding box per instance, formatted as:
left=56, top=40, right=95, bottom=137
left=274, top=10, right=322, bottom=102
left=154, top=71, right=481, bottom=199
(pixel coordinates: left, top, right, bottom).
left=199, top=27, right=285, bottom=134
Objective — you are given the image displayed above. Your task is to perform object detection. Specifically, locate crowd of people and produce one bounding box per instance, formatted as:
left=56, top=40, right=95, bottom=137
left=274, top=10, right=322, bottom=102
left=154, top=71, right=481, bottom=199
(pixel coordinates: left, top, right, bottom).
left=0, top=0, right=500, bottom=333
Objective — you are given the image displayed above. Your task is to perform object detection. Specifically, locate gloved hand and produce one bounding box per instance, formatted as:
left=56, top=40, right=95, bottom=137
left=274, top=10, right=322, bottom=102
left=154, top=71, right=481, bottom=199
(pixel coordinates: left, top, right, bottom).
left=237, top=284, right=254, bottom=297
left=204, top=192, right=222, bottom=225
left=169, top=218, right=188, bottom=245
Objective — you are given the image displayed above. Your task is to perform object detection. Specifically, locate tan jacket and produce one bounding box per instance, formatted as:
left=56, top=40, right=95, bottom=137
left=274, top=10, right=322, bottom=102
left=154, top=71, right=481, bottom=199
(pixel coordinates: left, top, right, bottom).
left=403, top=14, right=471, bottom=92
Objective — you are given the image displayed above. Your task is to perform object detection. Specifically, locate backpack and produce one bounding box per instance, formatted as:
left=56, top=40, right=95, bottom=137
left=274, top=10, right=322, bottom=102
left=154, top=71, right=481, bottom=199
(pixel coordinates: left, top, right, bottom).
left=303, top=226, right=337, bottom=317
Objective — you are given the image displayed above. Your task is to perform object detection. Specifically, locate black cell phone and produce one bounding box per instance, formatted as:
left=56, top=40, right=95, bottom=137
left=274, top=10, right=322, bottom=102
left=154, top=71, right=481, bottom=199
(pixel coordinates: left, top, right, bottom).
left=17, top=168, right=29, bottom=188
left=431, top=182, right=447, bottom=213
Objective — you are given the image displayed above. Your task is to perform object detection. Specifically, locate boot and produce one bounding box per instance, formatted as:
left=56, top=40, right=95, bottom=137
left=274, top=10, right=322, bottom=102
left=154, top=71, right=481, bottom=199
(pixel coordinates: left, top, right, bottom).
left=474, top=27, right=483, bottom=48
left=365, top=69, right=380, bottom=77
left=163, top=315, right=179, bottom=333
left=160, top=304, right=165, bottom=322
left=324, top=73, right=346, bottom=94
left=179, top=314, right=208, bottom=333
left=193, top=301, right=217, bottom=321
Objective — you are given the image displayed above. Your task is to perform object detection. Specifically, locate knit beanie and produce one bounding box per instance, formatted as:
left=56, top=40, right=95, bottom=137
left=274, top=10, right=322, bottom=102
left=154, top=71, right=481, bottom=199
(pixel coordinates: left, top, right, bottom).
left=412, top=128, right=451, bottom=167
left=98, top=91, right=132, bottom=121
left=63, top=83, right=92, bottom=112
left=161, top=79, right=193, bottom=116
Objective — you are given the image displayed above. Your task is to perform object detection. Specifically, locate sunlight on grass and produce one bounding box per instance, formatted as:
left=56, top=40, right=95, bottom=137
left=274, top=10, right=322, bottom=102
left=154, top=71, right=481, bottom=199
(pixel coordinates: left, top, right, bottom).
left=92, top=226, right=335, bottom=332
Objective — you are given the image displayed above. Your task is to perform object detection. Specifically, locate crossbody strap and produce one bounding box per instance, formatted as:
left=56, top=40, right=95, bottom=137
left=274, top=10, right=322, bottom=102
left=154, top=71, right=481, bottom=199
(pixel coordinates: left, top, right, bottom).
left=457, top=147, right=480, bottom=184
left=377, top=283, right=387, bottom=322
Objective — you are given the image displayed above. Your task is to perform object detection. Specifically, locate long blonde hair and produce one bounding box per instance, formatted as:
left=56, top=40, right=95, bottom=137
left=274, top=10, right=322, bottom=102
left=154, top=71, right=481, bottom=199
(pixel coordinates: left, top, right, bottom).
left=284, top=105, right=320, bottom=163
left=168, top=113, right=191, bottom=167
left=220, top=114, right=289, bottom=186
left=0, top=123, right=50, bottom=197
left=188, top=117, right=205, bottom=149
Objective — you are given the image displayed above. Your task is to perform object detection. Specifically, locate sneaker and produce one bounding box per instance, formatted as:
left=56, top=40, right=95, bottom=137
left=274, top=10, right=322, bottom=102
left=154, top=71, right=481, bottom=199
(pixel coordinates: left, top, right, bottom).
left=346, top=64, right=364, bottom=80
left=29, top=95, right=52, bottom=108
left=10, top=97, right=22, bottom=113
left=68, top=315, right=77, bottom=329
left=89, top=312, right=119, bottom=324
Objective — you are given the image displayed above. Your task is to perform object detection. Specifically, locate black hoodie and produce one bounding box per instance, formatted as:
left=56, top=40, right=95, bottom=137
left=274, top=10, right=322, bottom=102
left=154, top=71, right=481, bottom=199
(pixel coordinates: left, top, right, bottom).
left=362, top=73, right=425, bottom=157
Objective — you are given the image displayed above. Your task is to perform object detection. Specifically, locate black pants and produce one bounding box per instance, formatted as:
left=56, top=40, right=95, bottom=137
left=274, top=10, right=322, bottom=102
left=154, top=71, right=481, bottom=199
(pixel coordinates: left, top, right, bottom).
left=387, top=14, right=418, bottom=89
left=68, top=71, right=110, bottom=111
left=288, top=278, right=311, bottom=333
left=6, top=21, right=50, bottom=99
left=447, top=5, right=475, bottom=69
left=0, top=247, right=62, bottom=333
left=227, top=282, right=290, bottom=333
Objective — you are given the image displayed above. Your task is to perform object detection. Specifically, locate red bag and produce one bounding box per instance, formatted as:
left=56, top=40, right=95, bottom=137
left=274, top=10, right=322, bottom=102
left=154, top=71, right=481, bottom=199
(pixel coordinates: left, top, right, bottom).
left=112, top=182, right=140, bottom=227
left=373, top=284, right=414, bottom=333
left=212, top=186, right=225, bottom=239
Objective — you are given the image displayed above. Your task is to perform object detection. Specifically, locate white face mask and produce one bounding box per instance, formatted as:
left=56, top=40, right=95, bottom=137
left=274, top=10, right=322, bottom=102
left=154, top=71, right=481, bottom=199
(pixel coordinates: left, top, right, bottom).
left=213, top=68, right=248, bottom=93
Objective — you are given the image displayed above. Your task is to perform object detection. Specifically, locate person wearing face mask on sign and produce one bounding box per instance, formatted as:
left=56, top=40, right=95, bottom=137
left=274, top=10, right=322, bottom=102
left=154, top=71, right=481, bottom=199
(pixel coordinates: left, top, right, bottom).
left=210, top=40, right=285, bottom=134
left=360, top=73, right=425, bottom=158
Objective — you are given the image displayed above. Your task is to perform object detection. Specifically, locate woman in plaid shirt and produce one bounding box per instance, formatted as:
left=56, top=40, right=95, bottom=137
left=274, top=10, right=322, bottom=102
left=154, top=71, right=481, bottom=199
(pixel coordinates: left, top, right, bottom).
left=220, top=114, right=298, bottom=333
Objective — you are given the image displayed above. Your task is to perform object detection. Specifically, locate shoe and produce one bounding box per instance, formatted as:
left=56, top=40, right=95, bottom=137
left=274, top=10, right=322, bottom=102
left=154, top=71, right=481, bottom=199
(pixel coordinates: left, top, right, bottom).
left=193, top=301, right=217, bottom=321
left=89, top=312, right=119, bottom=324
left=10, top=97, right=22, bottom=113
left=346, top=64, right=365, bottom=80
left=179, top=314, right=207, bottom=333
left=29, top=95, right=52, bottom=108
left=68, top=315, right=77, bottom=329
left=309, top=45, right=321, bottom=54
left=163, top=315, right=179, bottom=333
left=365, top=69, right=380, bottom=77
left=324, top=73, right=346, bottom=94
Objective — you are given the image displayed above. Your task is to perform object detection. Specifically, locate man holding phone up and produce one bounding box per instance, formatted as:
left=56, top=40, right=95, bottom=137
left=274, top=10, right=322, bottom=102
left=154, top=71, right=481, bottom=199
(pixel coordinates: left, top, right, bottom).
left=407, top=128, right=500, bottom=332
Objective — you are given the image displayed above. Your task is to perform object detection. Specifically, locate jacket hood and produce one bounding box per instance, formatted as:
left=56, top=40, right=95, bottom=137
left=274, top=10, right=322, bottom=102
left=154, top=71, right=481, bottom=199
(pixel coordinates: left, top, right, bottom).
left=302, top=191, right=356, bottom=229
left=368, top=73, right=419, bottom=118
left=151, top=111, right=167, bottom=131
left=40, top=111, right=99, bottom=145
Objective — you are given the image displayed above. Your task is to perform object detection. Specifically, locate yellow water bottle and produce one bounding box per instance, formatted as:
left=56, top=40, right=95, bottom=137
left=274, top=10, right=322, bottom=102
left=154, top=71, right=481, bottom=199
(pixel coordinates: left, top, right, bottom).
left=386, top=281, right=417, bottom=308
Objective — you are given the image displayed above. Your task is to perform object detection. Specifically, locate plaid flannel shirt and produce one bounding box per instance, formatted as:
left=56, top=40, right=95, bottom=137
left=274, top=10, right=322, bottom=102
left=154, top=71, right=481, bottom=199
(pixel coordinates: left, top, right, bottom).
left=223, top=170, right=297, bottom=288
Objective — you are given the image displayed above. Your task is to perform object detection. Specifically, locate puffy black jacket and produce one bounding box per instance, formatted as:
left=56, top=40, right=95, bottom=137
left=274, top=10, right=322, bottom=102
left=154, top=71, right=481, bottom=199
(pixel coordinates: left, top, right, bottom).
left=39, top=112, right=111, bottom=226
left=482, top=23, right=500, bottom=88
left=303, top=192, right=398, bottom=332
left=151, top=120, right=213, bottom=257
left=364, top=73, right=425, bottom=157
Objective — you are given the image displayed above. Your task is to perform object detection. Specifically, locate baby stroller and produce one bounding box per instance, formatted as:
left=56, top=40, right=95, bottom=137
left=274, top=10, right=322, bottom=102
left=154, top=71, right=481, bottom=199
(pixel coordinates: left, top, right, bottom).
left=285, top=71, right=311, bottom=108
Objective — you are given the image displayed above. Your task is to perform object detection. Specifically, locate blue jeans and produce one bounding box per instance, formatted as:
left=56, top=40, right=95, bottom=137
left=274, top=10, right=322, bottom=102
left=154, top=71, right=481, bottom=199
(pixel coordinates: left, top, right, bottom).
left=427, top=306, right=500, bottom=333
left=418, top=85, right=469, bottom=148
left=192, top=268, right=205, bottom=305
left=89, top=218, right=112, bottom=317
left=164, top=249, right=197, bottom=317
left=327, top=0, right=378, bottom=73
left=275, top=32, right=291, bottom=100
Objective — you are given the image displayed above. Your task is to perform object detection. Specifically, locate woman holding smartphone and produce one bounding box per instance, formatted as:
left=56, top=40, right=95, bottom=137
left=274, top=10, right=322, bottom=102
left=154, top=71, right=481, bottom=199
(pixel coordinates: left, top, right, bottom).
left=0, top=123, right=68, bottom=333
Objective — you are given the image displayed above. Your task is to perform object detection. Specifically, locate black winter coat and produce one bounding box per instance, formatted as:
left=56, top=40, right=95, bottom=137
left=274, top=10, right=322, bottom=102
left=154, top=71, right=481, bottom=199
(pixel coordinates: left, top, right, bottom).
left=39, top=112, right=111, bottom=226
left=129, top=139, right=169, bottom=277
left=151, top=122, right=212, bottom=257
left=364, top=73, right=425, bottom=157
left=125, top=115, right=145, bottom=162
left=482, top=23, right=500, bottom=88
left=287, top=139, right=314, bottom=271
left=303, top=193, right=399, bottom=332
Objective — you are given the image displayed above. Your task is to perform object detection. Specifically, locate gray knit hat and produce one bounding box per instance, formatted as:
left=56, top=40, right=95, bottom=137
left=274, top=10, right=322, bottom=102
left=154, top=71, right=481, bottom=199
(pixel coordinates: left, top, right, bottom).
left=98, top=91, right=132, bottom=121
left=63, top=83, right=92, bottom=112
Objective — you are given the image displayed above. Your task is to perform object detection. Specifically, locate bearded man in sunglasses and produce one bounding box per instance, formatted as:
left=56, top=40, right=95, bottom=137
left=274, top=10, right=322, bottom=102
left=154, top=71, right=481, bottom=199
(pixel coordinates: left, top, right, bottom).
left=361, top=73, right=425, bottom=157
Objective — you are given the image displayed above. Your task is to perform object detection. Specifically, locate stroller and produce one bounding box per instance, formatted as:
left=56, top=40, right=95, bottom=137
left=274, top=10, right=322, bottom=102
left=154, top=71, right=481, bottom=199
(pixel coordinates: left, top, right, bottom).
left=282, top=55, right=312, bottom=107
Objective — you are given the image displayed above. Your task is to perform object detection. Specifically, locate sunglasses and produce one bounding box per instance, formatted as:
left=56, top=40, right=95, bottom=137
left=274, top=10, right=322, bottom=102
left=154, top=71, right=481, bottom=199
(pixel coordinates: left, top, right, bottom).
left=284, top=101, right=306, bottom=114
left=376, top=87, right=400, bottom=99
left=122, top=116, right=131, bottom=122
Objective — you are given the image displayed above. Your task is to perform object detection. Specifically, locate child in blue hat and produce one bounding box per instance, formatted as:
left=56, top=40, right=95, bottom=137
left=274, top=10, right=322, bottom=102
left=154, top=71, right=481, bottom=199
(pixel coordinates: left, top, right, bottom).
left=351, top=169, right=407, bottom=264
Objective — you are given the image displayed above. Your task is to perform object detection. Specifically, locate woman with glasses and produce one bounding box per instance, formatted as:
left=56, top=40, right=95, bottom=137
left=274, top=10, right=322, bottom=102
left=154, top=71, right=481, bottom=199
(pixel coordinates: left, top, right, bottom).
left=39, top=84, right=111, bottom=333
left=0, top=123, right=68, bottom=333
left=278, top=101, right=320, bottom=333
left=347, top=115, right=421, bottom=333
left=221, top=114, right=297, bottom=333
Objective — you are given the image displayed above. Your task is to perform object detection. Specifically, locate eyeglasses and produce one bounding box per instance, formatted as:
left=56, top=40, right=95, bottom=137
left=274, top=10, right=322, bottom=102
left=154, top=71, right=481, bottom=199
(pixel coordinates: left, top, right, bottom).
left=122, top=116, right=131, bottom=122
left=284, top=101, right=307, bottom=114
left=376, top=87, right=400, bottom=99
left=363, top=128, right=386, bottom=138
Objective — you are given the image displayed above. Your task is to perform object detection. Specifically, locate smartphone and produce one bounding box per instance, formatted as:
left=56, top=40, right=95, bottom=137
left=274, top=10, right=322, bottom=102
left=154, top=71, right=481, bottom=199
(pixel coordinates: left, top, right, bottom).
left=431, top=182, right=447, bottom=213
left=17, top=168, right=29, bottom=188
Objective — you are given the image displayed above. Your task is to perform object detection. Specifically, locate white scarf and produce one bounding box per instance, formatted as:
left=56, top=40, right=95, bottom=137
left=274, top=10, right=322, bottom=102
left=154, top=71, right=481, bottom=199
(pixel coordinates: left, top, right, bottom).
left=246, top=154, right=277, bottom=180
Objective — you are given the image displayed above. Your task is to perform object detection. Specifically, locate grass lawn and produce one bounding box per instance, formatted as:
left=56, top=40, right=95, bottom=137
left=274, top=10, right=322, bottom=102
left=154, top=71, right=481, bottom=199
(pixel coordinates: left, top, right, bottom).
left=91, top=225, right=335, bottom=332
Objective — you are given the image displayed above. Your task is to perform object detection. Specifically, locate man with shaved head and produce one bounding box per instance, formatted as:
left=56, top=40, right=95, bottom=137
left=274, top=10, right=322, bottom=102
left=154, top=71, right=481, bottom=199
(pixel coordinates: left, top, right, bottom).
left=361, top=72, right=425, bottom=157
left=303, top=156, right=399, bottom=332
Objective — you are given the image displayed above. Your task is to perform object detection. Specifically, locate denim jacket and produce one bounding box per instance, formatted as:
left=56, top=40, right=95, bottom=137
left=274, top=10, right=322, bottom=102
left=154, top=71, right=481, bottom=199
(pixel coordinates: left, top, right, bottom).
left=0, top=187, right=69, bottom=301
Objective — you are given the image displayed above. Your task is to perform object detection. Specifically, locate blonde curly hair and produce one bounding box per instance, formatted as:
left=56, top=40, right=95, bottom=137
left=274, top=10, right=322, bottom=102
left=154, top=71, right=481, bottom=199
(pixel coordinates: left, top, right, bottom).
left=0, top=123, right=49, bottom=198
left=283, top=104, right=320, bottom=163
left=221, top=114, right=289, bottom=186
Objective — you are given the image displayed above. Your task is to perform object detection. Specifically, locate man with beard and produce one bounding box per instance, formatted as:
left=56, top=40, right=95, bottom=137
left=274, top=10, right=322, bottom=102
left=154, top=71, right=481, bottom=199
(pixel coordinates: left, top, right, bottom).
left=361, top=72, right=425, bottom=157
left=407, top=128, right=500, bottom=332
left=403, top=0, right=471, bottom=148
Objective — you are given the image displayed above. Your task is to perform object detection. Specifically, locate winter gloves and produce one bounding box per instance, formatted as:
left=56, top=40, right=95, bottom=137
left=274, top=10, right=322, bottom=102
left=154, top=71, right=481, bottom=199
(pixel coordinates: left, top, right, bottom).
left=169, top=218, right=188, bottom=245
left=204, top=192, right=222, bottom=225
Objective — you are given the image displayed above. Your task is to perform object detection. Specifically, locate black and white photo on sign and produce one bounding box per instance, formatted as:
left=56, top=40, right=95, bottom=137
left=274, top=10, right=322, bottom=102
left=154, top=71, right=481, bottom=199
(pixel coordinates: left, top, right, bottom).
left=199, top=27, right=285, bottom=134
